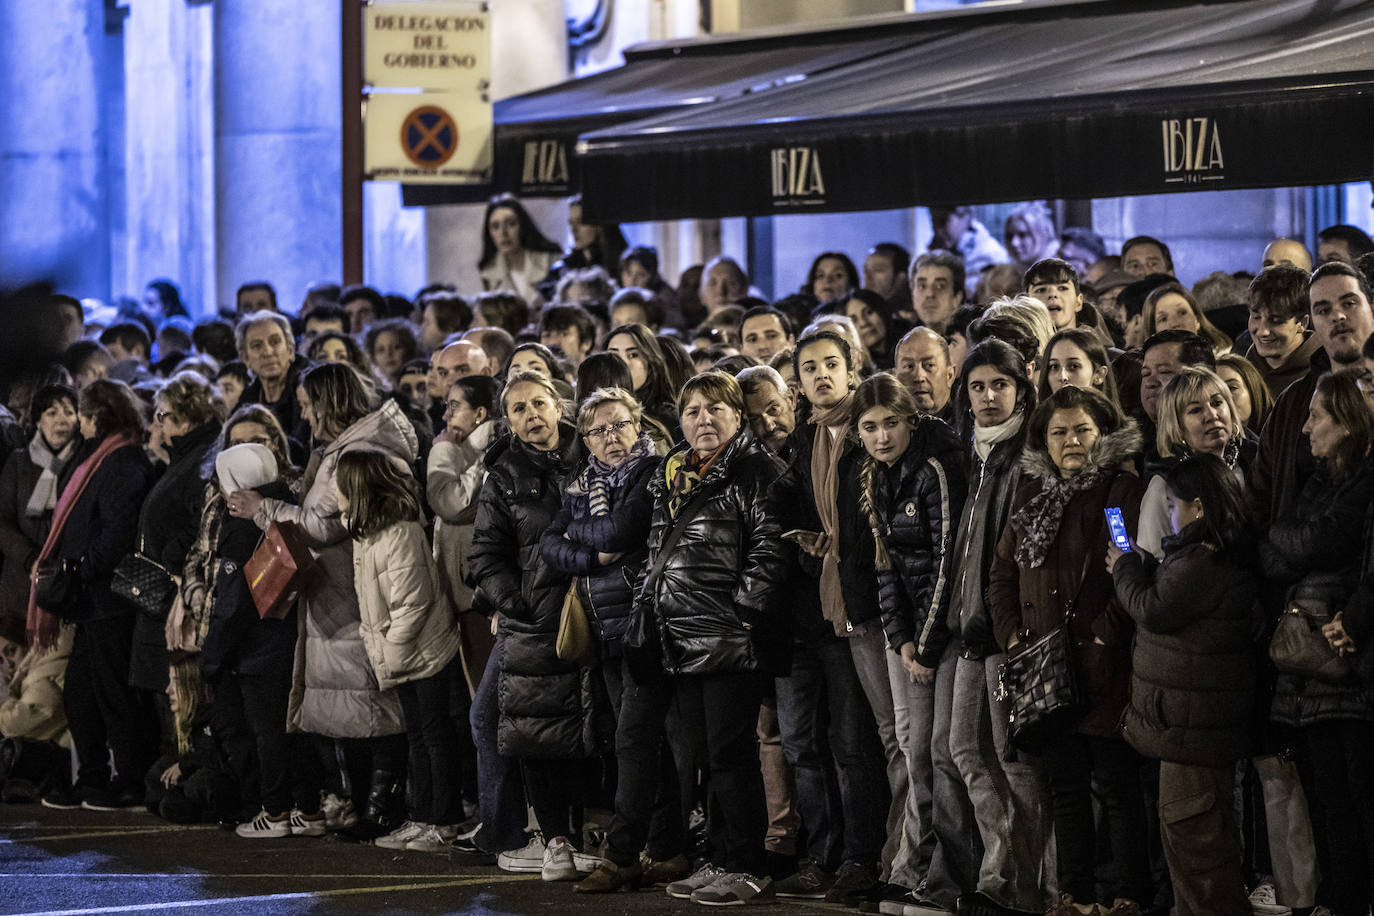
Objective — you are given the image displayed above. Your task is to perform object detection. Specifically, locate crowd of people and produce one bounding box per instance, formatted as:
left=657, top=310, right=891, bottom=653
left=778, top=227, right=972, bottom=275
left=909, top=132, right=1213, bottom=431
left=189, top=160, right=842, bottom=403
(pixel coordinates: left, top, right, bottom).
left=3, top=193, right=1374, bottom=916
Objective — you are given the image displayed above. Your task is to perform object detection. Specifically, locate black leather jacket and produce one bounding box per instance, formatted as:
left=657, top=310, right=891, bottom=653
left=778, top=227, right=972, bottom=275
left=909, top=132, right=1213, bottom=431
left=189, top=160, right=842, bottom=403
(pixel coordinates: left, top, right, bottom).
left=640, top=430, right=789, bottom=677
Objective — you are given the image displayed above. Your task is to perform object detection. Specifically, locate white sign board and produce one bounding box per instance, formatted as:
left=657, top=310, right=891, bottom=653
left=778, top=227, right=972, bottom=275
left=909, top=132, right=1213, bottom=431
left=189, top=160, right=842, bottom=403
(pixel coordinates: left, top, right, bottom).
left=364, top=92, right=493, bottom=183
left=364, top=1, right=490, bottom=91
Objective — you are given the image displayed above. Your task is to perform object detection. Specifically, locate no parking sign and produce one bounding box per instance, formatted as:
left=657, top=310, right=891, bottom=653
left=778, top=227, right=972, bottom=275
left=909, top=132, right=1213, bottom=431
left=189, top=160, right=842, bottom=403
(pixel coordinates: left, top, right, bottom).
left=362, top=1, right=491, bottom=183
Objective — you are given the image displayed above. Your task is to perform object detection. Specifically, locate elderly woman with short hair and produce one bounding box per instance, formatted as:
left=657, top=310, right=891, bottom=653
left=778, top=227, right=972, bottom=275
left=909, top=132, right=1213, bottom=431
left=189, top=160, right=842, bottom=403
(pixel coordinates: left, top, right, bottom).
left=577, top=371, right=788, bottom=904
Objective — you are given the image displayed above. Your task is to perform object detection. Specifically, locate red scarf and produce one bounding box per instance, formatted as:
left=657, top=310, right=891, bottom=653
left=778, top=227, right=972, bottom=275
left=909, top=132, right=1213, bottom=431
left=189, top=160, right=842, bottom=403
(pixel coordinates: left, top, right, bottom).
left=27, top=433, right=137, bottom=648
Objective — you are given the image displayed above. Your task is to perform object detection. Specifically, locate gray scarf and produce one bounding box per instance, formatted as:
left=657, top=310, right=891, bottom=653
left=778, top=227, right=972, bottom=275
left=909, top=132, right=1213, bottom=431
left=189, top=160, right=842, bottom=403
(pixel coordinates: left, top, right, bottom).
left=26, top=433, right=76, bottom=517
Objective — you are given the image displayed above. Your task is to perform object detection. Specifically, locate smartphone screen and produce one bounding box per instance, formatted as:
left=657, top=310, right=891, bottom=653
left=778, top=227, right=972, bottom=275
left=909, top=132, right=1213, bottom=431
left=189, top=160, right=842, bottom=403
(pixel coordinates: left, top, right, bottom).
left=1104, top=507, right=1131, bottom=552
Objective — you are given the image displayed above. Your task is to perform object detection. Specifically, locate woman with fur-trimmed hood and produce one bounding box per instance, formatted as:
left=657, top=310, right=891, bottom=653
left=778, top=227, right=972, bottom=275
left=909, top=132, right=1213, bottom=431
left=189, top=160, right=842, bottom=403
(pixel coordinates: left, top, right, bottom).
left=986, top=384, right=1148, bottom=915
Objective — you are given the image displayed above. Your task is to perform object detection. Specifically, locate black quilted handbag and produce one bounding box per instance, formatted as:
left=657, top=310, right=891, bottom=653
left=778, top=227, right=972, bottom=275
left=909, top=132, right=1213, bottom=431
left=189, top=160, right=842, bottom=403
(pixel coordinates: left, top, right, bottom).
left=997, top=620, right=1085, bottom=753
left=111, top=539, right=177, bottom=618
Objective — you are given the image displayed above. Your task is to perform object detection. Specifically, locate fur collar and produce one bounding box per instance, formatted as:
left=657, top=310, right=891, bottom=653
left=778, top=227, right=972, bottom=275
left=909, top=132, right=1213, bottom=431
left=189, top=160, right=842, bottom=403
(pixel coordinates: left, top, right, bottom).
left=1018, top=420, right=1142, bottom=484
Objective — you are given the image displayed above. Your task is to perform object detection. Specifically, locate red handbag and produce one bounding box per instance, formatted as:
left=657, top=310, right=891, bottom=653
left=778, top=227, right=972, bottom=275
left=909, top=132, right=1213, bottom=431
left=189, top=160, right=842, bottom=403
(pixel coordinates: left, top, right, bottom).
left=243, top=521, right=317, bottom=620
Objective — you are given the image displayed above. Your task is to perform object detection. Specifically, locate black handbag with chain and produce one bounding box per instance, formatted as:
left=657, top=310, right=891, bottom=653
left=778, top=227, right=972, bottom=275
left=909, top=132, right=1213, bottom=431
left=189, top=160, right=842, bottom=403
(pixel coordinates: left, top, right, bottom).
left=997, top=619, right=1084, bottom=752
left=34, top=557, right=83, bottom=618
left=111, top=536, right=178, bottom=618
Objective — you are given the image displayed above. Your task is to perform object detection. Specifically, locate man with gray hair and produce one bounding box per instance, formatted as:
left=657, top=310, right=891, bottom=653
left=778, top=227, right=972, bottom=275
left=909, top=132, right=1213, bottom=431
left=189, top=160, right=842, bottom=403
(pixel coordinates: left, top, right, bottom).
left=737, top=365, right=797, bottom=455
left=236, top=310, right=310, bottom=448
left=893, top=327, right=957, bottom=425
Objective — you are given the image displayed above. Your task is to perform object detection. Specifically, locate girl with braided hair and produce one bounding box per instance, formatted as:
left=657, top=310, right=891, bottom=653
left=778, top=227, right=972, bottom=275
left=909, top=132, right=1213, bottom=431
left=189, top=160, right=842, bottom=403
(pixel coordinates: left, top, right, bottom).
left=852, top=373, right=972, bottom=912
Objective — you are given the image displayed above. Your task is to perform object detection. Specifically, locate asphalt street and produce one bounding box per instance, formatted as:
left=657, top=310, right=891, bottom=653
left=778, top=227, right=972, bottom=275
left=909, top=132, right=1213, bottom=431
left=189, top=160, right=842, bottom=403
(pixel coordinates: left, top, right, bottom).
left=0, top=805, right=845, bottom=915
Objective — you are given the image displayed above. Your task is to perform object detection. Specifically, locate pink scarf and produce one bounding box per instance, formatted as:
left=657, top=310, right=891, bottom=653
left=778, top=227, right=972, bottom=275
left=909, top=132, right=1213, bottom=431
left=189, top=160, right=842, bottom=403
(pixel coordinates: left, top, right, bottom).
left=27, top=433, right=137, bottom=649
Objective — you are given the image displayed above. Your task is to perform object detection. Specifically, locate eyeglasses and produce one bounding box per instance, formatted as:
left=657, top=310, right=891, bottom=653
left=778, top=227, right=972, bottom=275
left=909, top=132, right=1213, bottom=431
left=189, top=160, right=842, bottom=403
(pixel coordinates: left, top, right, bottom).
left=585, top=420, right=635, bottom=441
left=154, top=410, right=177, bottom=424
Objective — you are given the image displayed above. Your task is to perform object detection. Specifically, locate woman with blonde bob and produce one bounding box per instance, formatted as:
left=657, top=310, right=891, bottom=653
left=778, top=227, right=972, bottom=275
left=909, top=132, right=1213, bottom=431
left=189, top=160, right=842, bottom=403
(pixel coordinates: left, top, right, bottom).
left=1143, top=282, right=1233, bottom=357
left=1136, top=366, right=1253, bottom=558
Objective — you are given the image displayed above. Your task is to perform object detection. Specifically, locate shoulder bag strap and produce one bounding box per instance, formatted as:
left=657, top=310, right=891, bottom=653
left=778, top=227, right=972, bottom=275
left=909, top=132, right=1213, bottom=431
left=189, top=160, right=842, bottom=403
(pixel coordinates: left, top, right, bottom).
left=639, top=490, right=710, bottom=600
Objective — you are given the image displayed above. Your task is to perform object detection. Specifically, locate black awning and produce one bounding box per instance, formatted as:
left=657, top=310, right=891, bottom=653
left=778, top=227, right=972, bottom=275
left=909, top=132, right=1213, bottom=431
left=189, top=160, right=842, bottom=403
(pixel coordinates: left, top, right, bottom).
left=399, top=29, right=916, bottom=206
left=577, top=0, right=1374, bottom=222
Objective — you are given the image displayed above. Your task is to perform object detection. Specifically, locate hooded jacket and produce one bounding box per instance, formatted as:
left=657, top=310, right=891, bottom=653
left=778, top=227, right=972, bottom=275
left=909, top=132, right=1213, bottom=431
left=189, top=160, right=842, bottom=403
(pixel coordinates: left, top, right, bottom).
left=254, top=399, right=416, bottom=739
left=354, top=519, right=460, bottom=689
left=1113, top=523, right=1256, bottom=766
left=0, top=626, right=73, bottom=747
left=987, top=422, right=1144, bottom=737
left=873, top=417, right=968, bottom=667
left=640, top=430, right=789, bottom=677
left=469, top=425, right=608, bottom=759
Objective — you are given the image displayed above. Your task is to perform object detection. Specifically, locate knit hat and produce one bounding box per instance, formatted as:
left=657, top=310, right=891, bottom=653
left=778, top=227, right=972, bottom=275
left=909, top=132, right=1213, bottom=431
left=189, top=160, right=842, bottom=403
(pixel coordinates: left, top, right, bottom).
left=215, top=443, right=278, bottom=495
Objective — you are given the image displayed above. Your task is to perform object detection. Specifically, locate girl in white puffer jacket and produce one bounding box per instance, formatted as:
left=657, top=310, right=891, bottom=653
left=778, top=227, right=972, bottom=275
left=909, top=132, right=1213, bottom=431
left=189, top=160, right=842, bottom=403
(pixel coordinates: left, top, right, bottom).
left=336, top=448, right=462, bottom=854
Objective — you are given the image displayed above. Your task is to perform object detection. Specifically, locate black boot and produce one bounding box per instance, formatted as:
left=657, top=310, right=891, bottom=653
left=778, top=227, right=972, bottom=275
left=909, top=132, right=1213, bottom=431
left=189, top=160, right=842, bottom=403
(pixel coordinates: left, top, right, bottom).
left=348, top=769, right=404, bottom=841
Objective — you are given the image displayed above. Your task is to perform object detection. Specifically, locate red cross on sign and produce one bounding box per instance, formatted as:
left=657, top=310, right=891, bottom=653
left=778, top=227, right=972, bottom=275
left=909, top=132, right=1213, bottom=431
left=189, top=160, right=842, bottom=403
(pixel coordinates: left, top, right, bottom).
left=400, top=105, right=458, bottom=168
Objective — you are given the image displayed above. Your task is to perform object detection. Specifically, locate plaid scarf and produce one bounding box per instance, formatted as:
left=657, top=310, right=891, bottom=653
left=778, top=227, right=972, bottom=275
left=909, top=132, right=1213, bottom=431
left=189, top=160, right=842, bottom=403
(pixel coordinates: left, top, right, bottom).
left=570, top=433, right=655, bottom=517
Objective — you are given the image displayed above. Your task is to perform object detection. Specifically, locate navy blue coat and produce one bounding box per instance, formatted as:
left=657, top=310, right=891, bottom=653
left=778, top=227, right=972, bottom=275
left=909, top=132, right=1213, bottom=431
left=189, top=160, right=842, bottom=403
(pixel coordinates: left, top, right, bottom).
left=540, top=456, right=656, bottom=656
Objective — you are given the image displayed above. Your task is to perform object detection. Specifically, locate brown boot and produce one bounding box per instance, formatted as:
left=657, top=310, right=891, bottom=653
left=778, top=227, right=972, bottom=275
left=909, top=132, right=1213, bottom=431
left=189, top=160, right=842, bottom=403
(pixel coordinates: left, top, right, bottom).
left=1046, top=894, right=1100, bottom=916
left=638, top=852, right=692, bottom=886
left=572, top=860, right=642, bottom=894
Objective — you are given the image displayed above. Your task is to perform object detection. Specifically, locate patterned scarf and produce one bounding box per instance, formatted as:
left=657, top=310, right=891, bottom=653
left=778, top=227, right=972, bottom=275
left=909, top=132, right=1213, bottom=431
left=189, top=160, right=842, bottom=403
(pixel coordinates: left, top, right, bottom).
left=664, top=437, right=730, bottom=519
left=809, top=393, right=855, bottom=636
left=25, top=432, right=77, bottom=517
left=1011, top=466, right=1111, bottom=569
left=570, top=432, right=655, bottom=517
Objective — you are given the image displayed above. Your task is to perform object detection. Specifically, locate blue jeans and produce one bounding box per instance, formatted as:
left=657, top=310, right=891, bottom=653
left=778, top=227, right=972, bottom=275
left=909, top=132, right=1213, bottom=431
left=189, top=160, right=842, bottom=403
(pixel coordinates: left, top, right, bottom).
left=774, top=637, right=889, bottom=869
left=470, top=646, right=526, bottom=852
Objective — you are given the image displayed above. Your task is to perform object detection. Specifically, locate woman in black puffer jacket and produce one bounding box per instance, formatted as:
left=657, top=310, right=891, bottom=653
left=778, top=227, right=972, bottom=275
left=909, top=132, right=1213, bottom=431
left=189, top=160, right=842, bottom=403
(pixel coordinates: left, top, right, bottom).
left=129, top=372, right=223, bottom=697
left=1110, top=454, right=1255, bottom=916
left=581, top=371, right=788, bottom=901
left=540, top=386, right=657, bottom=716
left=469, top=371, right=604, bottom=876
left=855, top=373, right=973, bottom=905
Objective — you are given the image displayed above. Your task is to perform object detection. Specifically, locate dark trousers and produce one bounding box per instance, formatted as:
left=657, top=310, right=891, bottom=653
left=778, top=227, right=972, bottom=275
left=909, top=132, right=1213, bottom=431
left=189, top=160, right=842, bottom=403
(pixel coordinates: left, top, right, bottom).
left=775, top=637, right=889, bottom=869
left=522, top=757, right=584, bottom=845
left=1305, top=720, right=1374, bottom=915
left=470, top=646, right=527, bottom=852
left=608, top=668, right=766, bottom=875
left=64, top=615, right=158, bottom=792
left=143, top=754, right=240, bottom=824
left=1157, top=761, right=1249, bottom=916
left=1040, top=733, right=1152, bottom=904
left=221, top=667, right=320, bottom=816
left=397, top=655, right=464, bottom=826
left=605, top=658, right=689, bottom=867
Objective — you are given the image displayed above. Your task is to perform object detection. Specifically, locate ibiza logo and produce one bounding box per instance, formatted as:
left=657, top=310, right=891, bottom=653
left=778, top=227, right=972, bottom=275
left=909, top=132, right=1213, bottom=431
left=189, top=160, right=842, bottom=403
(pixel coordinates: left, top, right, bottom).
left=1161, top=117, right=1224, bottom=185
left=770, top=146, right=826, bottom=204
left=521, top=139, right=569, bottom=189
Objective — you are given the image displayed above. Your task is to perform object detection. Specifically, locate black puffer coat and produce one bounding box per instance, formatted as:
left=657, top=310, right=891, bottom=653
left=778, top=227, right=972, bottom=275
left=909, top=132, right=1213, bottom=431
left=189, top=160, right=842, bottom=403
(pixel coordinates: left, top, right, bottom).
left=1114, top=522, right=1256, bottom=766
left=640, top=430, right=789, bottom=676
left=130, top=423, right=218, bottom=691
left=52, top=439, right=154, bottom=623
left=873, top=417, right=968, bottom=667
left=944, top=418, right=1028, bottom=657
left=1266, top=464, right=1374, bottom=727
left=540, top=456, right=656, bottom=657
left=469, top=426, right=609, bottom=759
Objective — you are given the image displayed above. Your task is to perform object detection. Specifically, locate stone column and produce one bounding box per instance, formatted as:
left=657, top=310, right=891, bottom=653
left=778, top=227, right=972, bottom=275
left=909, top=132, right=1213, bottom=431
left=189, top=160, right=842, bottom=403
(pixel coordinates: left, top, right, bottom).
left=0, top=0, right=109, bottom=296
left=214, top=0, right=341, bottom=313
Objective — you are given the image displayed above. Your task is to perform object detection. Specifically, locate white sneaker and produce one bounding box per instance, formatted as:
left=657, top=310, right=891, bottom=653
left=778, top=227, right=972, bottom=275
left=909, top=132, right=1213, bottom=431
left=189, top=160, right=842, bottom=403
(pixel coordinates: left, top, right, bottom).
left=1248, top=881, right=1292, bottom=916
left=405, top=824, right=457, bottom=853
left=375, top=820, right=427, bottom=850
left=321, top=792, right=358, bottom=830
left=288, top=808, right=327, bottom=837
left=541, top=836, right=580, bottom=882
left=235, top=809, right=291, bottom=839
left=571, top=849, right=601, bottom=875
left=497, top=832, right=546, bottom=873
